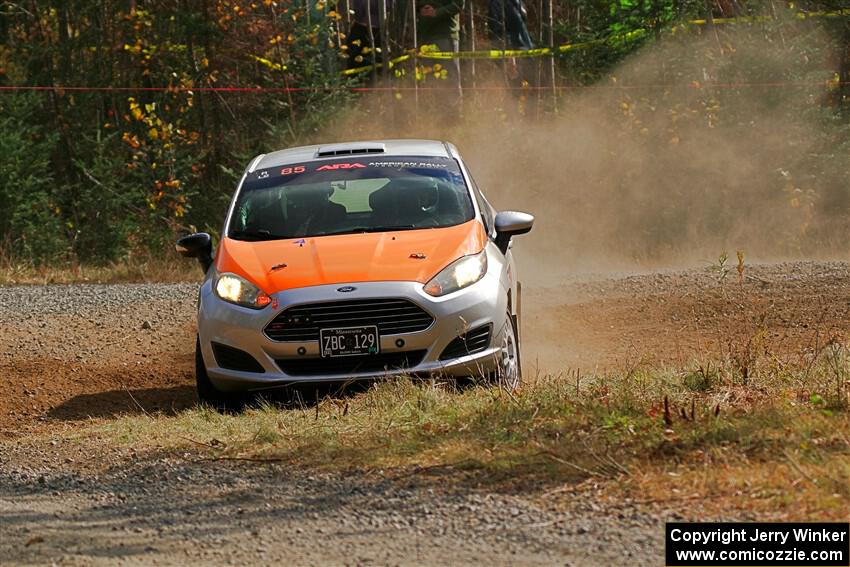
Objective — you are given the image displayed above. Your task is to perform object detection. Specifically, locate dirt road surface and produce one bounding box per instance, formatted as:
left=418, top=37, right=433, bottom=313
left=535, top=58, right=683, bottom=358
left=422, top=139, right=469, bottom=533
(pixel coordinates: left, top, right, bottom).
left=1, top=261, right=848, bottom=565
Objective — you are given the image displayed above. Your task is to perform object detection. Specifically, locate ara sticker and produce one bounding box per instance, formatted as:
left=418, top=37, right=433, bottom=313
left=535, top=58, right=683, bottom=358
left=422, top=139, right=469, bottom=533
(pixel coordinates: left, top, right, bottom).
left=316, top=163, right=366, bottom=171
left=257, top=170, right=270, bottom=179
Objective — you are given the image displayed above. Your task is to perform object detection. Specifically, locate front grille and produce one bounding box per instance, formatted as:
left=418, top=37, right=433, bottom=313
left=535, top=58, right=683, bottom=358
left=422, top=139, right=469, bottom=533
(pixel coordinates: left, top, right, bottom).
left=212, top=342, right=265, bottom=373
left=439, top=324, right=493, bottom=361
left=264, top=298, right=434, bottom=342
left=277, top=350, right=427, bottom=377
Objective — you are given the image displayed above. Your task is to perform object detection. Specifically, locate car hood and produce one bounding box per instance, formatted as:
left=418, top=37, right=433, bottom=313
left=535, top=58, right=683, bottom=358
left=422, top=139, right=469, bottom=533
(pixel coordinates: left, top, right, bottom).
left=215, top=219, right=487, bottom=294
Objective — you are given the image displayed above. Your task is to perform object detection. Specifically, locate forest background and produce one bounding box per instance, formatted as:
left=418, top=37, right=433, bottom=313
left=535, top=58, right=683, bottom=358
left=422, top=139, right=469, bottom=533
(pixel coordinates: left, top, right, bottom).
left=0, top=0, right=847, bottom=269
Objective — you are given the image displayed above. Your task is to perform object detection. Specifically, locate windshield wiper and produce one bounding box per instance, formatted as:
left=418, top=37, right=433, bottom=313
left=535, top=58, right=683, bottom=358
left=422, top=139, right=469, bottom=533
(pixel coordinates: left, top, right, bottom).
left=321, top=225, right=416, bottom=236
left=228, top=230, right=289, bottom=241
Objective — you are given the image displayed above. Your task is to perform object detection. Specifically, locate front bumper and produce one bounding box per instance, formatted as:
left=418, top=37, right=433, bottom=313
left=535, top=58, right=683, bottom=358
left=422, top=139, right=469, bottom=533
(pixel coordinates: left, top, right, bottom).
left=197, top=272, right=508, bottom=391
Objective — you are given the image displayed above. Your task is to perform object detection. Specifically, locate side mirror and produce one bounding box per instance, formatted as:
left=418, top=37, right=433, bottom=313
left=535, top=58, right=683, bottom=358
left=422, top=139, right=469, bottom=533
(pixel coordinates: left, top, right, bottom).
left=494, top=211, right=534, bottom=253
left=176, top=232, right=213, bottom=273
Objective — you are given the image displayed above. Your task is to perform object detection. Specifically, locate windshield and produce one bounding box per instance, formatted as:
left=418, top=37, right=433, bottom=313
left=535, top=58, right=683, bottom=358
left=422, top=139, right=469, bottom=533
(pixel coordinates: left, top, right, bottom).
left=227, top=156, right=475, bottom=240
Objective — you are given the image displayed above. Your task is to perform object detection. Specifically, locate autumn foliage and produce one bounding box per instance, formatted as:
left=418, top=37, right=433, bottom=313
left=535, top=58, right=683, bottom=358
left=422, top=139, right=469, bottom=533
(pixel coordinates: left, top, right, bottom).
left=0, top=1, right=846, bottom=264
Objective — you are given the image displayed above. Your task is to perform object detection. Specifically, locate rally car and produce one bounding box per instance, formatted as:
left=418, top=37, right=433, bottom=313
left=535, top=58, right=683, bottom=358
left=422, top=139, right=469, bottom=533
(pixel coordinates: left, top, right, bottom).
left=177, top=139, right=534, bottom=407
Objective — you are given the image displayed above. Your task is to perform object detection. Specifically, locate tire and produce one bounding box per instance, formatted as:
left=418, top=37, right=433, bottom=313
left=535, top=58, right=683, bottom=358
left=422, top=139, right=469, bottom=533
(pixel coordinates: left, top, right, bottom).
left=495, top=311, right=522, bottom=390
left=195, top=337, right=243, bottom=412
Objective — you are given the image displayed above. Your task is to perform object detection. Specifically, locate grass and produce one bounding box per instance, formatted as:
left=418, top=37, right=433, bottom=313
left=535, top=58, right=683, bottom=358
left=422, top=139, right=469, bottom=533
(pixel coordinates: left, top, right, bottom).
left=0, top=253, right=201, bottom=285
left=80, top=341, right=850, bottom=519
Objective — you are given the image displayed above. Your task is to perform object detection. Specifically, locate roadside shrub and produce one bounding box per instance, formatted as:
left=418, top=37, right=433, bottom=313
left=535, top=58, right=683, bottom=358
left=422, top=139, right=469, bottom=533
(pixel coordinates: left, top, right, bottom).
left=0, top=93, right=67, bottom=263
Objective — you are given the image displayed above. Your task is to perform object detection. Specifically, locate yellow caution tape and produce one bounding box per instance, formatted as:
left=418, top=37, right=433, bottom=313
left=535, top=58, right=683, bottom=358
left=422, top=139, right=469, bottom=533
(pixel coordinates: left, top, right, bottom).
left=336, top=10, right=848, bottom=77
left=340, top=53, right=412, bottom=76
left=253, top=55, right=287, bottom=72
left=415, top=29, right=647, bottom=60
left=417, top=46, right=550, bottom=59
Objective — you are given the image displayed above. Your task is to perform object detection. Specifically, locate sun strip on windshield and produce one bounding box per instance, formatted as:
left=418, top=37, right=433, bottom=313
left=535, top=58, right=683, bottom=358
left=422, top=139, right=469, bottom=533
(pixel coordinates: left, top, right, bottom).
left=245, top=156, right=459, bottom=189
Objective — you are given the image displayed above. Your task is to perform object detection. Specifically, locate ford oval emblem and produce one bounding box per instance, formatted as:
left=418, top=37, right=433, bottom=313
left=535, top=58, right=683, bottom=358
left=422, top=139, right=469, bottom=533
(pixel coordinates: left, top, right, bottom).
left=337, top=286, right=357, bottom=293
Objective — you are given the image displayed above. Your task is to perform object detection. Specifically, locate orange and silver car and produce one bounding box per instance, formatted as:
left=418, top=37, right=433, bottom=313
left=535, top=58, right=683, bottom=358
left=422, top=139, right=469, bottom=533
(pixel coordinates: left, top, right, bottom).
left=177, top=139, right=533, bottom=406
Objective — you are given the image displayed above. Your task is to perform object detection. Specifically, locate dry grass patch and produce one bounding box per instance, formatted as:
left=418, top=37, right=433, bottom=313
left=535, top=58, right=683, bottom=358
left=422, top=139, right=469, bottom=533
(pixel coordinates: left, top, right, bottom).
left=0, top=253, right=199, bottom=285
left=77, top=341, right=850, bottom=517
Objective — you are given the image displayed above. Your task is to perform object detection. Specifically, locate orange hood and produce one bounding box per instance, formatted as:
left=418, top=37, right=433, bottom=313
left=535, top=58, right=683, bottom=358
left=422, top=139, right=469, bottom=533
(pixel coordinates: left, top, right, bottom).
left=215, top=219, right=487, bottom=294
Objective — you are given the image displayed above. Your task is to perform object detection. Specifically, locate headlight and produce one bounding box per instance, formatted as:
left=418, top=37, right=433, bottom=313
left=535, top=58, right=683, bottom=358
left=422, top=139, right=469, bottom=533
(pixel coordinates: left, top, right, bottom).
left=215, top=272, right=271, bottom=309
left=423, top=251, right=487, bottom=297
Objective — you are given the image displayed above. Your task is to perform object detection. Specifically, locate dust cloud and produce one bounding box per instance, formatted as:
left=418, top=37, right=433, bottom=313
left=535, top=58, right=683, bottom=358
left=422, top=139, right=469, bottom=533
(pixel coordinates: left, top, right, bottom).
left=304, top=26, right=850, bottom=285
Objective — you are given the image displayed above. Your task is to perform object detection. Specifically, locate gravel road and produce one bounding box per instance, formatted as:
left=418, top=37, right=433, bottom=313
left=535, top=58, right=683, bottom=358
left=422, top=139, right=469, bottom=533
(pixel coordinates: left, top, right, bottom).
left=0, top=441, right=663, bottom=566
left=0, top=283, right=199, bottom=438
left=1, top=261, right=848, bottom=565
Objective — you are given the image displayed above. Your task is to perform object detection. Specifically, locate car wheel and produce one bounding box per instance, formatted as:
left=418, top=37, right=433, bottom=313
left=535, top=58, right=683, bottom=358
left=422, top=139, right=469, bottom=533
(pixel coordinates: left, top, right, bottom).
left=496, top=311, right=522, bottom=390
left=195, top=337, right=243, bottom=412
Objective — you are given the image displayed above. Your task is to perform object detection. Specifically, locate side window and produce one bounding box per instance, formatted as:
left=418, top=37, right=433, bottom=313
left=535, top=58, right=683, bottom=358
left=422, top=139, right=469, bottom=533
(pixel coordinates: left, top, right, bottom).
left=480, top=192, right=496, bottom=235
left=470, top=181, right=496, bottom=239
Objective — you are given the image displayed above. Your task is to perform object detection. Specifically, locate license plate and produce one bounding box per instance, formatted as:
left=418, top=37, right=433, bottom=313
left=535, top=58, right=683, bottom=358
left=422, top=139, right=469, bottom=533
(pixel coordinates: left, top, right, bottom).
left=320, top=326, right=380, bottom=357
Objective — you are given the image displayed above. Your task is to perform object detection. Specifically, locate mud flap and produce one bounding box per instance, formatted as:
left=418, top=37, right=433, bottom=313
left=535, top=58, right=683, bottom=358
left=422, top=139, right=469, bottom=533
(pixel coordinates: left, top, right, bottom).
left=511, top=312, right=522, bottom=385
left=516, top=281, right=522, bottom=343
left=514, top=281, right=523, bottom=383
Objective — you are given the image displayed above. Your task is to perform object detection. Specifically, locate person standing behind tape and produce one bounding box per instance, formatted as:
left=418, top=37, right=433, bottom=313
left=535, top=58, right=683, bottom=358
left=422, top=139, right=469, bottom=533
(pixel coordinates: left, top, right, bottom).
left=417, top=0, right=464, bottom=103
left=488, top=0, right=535, bottom=111
left=347, top=0, right=388, bottom=72
left=487, top=0, right=534, bottom=51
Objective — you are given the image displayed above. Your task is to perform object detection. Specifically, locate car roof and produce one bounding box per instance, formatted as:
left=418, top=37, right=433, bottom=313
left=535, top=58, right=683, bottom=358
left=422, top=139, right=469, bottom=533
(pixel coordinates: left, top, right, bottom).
left=248, top=139, right=459, bottom=172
